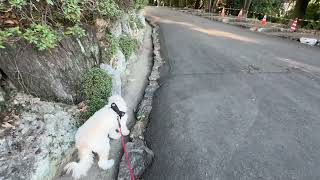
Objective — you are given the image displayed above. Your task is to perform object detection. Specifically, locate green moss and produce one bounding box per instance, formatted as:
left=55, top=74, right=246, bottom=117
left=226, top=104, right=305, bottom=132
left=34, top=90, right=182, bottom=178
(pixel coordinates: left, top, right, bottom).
left=119, top=36, right=138, bottom=60
left=129, top=16, right=144, bottom=30
left=135, top=17, right=144, bottom=29
left=81, top=67, right=112, bottom=119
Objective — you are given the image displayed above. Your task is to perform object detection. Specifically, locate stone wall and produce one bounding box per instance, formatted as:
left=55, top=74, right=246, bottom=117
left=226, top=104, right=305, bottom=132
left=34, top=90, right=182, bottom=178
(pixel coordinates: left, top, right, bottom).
left=0, top=9, right=147, bottom=180
left=0, top=26, right=99, bottom=104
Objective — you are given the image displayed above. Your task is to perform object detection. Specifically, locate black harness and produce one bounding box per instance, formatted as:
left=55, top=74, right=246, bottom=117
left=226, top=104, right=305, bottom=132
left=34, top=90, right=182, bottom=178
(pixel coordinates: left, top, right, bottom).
left=111, top=103, right=125, bottom=119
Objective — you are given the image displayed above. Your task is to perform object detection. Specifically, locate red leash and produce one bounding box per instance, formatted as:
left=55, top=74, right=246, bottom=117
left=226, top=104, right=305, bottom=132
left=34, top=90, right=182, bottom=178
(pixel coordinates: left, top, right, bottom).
left=118, top=118, right=135, bottom=180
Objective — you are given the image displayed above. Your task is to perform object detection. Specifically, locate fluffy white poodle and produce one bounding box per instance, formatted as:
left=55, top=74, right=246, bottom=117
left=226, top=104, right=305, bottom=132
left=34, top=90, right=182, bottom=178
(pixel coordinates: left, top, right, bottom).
left=64, top=95, right=130, bottom=179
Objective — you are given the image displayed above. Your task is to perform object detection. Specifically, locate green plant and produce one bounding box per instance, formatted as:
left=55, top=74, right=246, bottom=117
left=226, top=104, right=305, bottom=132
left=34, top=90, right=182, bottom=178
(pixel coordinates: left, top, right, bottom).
left=0, top=27, right=21, bottom=48
left=8, top=0, right=27, bottom=8
left=82, top=67, right=113, bottom=100
left=134, top=0, right=148, bottom=10
left=103, top=33, right=119, bottom=61
left=98, top=0, right=124, bottom=19
left=137, top=115, right=145, bottom=121
left=119, top=36, right=138, bottom=59
left=62, top=0, right=81, bottom=22
left=129, top=16, right=144, bottom=30
left=65, top=25, right=86, bottom=37
left=136, top=17, right=144, bottom=29
left=129, top=17, right=136, bottom=29
left=81, top=67, right=113, bottom=119
left=23, top=24, right=61, bottom=50
left=81, top=97, right=106, bottom=119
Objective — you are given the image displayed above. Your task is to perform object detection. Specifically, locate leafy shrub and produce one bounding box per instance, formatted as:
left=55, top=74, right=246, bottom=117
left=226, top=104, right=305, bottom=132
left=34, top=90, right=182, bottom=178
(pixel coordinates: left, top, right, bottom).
left=301, top=1, right=320, bottom=30
left=82, top=67, right=112, bottom=100
left=0, top=0, right=143, bottom=50
left=98, top=0, right=124, bottom=19
left=102, top=33, right=119, bottom=61
left=23, top=24, right=61, bottom=50
left=65, top=25, right=86, bottom=38
left=62, top=0, right=81, bottom=22
left=81, top=67, right=112, bottom=118
left=0, top=27, right=21, bottom=48
left=8, top=0, right=27, bottom=8
left=119, top=36, right=138, bottom=60
left=130, top=16, right=144, bottom=30
left=135, top=17, right=144, bottom=29
left=81, top=97, right=106, bottom=119
left=134, top=0, right=148, bottom=10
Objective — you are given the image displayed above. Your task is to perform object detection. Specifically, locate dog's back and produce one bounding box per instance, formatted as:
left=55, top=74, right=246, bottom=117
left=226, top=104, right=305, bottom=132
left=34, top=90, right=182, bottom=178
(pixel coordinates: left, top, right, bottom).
left=75, top=106, right=118, bottom=147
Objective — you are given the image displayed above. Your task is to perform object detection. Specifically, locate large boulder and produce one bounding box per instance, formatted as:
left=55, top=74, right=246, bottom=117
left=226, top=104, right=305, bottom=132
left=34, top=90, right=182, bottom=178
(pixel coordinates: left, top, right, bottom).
left=0, top=93, right=78, bottom=180
left=0, top=26, right=100, bottom=104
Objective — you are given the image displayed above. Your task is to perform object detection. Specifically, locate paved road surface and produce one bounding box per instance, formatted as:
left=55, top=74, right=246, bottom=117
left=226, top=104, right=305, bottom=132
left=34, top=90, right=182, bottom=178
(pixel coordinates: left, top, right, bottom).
left=144, top=7, right=320, bottom=180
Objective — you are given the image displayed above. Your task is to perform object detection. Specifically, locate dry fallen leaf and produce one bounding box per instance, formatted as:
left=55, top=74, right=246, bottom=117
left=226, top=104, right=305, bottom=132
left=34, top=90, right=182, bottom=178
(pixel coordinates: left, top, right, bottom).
left=4, top=20, right=16, bottom=25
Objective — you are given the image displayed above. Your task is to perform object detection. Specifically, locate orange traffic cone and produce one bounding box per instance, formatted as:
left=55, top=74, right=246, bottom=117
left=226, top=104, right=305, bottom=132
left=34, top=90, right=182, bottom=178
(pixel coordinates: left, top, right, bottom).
left=290, top=18, right=298, bottom=32
left=221, top=7, right=225, bottom=17
left=236, top=8, right=243, bottom=21
left=237, top=9, right=243, bottom=18
left=261, top=15, right=267, bottom=25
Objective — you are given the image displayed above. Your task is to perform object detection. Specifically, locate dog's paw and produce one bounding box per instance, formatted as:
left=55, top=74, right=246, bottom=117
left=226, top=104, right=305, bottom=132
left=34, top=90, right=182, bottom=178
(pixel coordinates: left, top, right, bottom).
left=64, top=162, right=77, bottom=174
left=64, top=162, right=85, bottom=179
left=98, top=159, right=114, bottom=170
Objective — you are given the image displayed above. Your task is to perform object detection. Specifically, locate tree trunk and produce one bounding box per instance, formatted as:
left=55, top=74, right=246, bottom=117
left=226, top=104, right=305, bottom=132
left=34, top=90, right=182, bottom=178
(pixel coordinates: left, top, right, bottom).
left=292, top=0, right=311, bottom=19
left=0, top=26, right=99, bottom=104
left=243, top=0, right=252, bottom=17
left=194, top=0, right=201, bottom=9
left=212, top=0, right=218, bottom=12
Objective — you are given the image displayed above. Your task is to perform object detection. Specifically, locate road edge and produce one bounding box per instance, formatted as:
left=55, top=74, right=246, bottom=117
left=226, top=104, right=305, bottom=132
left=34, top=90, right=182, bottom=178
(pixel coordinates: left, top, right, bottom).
left=117, top=19, right=165, bottom=180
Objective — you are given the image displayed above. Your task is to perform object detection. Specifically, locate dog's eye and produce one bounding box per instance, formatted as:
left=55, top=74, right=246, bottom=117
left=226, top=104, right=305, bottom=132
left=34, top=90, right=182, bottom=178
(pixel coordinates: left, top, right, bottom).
left=115, top=129, right=119, bottom=133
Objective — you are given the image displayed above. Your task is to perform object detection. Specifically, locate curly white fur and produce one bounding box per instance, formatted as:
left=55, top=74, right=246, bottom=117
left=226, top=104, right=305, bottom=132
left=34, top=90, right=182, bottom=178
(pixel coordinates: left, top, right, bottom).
left=64, top=95, right=130, bottom=179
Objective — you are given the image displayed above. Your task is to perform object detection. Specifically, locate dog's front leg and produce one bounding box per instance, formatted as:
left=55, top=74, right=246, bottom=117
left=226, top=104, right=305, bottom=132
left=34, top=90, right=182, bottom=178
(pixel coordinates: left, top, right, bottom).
left=120, top=114, right=130, bottom=136
left=93, top=142, right=114, bottom=170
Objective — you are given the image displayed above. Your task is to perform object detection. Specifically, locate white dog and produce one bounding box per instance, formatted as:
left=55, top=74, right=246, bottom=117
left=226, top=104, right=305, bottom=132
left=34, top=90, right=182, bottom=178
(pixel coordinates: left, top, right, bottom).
left=64, top=95, right=130, bottom=179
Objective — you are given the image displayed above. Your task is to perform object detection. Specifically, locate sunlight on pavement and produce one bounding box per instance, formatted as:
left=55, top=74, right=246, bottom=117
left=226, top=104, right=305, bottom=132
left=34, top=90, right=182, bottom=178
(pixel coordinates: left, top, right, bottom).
left=191, top=27, right=259, bottom=43
left=148, top=15, right=259, bottom=43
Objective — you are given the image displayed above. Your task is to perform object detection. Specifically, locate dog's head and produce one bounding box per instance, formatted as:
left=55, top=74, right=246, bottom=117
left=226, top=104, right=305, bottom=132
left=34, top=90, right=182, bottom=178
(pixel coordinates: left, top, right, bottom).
left=107, top=95, right=127, bottom=113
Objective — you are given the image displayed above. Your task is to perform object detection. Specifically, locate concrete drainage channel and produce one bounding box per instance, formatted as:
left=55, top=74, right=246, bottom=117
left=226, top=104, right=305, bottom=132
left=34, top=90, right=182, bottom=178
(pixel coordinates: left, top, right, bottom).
left=117, top=21, right=164, bottom=180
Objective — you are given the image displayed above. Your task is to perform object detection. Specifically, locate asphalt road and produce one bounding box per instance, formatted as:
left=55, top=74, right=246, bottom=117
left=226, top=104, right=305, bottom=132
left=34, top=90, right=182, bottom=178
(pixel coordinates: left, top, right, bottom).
left=144, top=7, right=320, bottom=180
